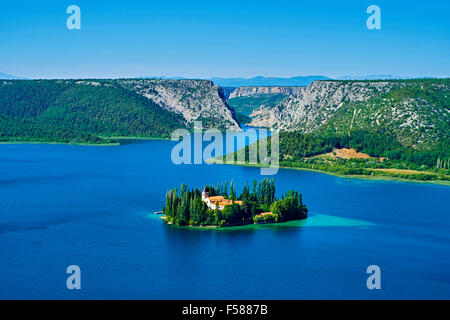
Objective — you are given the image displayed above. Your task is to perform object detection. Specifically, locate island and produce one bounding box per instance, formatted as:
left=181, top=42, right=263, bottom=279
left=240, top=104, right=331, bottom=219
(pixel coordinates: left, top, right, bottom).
left=161, top=179, right=308, bottom=228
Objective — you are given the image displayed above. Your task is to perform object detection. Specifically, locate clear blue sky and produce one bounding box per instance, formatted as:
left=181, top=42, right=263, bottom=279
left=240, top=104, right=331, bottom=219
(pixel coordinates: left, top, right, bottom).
left=0, top=0, right=449, bottom=79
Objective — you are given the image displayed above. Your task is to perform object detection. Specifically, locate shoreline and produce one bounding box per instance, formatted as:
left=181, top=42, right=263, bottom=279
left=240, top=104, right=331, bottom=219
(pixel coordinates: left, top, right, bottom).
left=0, top=140, right=120, bottom=147
left=0, top=136, right=171, bottom=147
left=154, top=213, right=375, bottom=231
left=102, top=136, right=171, bottom=141
left=161, top=216, right=308, bottom=231
left=207, top=160, right=450, bottom=186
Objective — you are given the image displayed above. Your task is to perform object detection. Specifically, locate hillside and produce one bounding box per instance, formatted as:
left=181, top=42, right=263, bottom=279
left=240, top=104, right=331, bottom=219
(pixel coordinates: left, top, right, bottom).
left=119, top=79, right=240, bottom=131
left=228, top=94, right=287, bottom=118
left=228, top=86, right=305, bottom=99
left=229, top=79, right=450, bottom=182
left=318, top=81, right=450, bottom=147
left=227, top=86, right=305, bottom=121
left=0, top=79, right=240, bottom=144
left=250, top=79, right=450, bottom=149
left=250, top=80, right=399, bottom=131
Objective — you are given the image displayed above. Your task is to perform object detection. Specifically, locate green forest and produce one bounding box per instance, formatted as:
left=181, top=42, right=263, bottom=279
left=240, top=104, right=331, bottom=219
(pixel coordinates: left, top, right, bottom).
left=229, top=129, right=450, bottom=182
left=0, top=80, right=186, bottom=144
left=317, top=80, right=450, bottom=147
left=225, top=79, right=450, bottom=183
left=279, top=133, right=449, bottom=181
left=162, top=179, right=308, bottom=227
left=227, top=94, right=286, bottom=116
left=234, top=112, right=252, bottom=125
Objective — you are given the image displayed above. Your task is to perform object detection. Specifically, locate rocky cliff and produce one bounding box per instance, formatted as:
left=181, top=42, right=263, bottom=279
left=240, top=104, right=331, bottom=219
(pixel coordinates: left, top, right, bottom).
left=249, top=81, right=397, bottom=131
left=249, top=79, right=450, bottom=147
left=119, top=79, right=241, bottom=131
left=228, top=86, right=305, bottom=99
left=0, top=79, right=242, bottom=144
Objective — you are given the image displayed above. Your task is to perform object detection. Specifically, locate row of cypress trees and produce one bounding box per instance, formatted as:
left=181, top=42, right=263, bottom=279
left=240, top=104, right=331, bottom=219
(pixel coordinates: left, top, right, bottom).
left=162, top=179, right=307, bottom=227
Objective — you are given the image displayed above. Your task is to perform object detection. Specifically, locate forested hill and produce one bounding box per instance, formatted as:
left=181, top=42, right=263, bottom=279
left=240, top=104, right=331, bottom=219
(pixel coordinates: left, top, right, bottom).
left=0, top=79, right=240, bottom=144
left=250, top=79, right=450, bottom=149
left=317, top=79, right=450, bottom=148
left=231, top=79, right=450, bottom=181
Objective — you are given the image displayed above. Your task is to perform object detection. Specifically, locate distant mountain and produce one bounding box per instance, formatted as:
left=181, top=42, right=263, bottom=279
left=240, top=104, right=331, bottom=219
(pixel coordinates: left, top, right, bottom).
left=0, top=72, right=26, bottom=80
left=139, top=75, right=331, bottom=87
left=210, top=76, right=331, bottom=87
left=137, top=76, right=187, bottom=80
left=337, top=75, right=414, bottom=80
left=138, top=75, right=425, bottom=87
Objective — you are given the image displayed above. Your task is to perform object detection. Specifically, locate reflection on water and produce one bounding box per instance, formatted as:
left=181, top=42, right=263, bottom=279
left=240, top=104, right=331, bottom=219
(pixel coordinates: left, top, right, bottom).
left=153, top=214, right=374, bottom=232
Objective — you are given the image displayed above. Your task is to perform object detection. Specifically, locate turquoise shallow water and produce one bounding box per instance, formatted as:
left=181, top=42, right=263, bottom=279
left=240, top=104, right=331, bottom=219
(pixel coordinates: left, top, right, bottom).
left=0, top=139, right=449, bottom=299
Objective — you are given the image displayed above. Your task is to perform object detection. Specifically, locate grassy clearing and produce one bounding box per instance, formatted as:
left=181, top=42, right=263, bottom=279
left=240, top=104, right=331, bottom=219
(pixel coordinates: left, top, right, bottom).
left=369, top=168, right=438, bottom=175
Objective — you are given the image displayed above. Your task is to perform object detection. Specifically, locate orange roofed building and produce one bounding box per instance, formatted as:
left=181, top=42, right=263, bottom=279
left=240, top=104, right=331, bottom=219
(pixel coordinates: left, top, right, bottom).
left=202, top=187, right=243, bottom=210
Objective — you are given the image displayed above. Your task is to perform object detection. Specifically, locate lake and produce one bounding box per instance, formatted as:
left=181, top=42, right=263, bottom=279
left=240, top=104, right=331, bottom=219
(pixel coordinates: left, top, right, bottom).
left=0, top=137, right=449, bottom=299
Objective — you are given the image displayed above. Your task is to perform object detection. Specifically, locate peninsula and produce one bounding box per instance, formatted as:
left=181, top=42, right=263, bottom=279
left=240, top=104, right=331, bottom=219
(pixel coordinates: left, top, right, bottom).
left=223, top=79, right=450, bottom=184
left=161, top=179, right=308, bottom=228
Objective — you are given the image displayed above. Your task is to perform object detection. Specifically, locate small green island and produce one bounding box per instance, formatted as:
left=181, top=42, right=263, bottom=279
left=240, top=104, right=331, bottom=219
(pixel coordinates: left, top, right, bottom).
left=161, top=179, right=308, bottom=228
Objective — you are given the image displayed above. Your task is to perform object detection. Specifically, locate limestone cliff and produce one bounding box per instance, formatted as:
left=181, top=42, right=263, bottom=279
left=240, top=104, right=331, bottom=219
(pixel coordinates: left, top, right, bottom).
left=249, top=79, right=450, bottom=147
left=228, top=86, right=305, bottom=99
left=119, top=79, right=241, bottom=131
left=249, top=81, right=398, bottom=131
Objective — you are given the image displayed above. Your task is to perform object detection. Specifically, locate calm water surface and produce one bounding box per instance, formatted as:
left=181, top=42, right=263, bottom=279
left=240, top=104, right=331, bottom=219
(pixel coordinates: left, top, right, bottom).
left=0, top=138, right=449, bottom=299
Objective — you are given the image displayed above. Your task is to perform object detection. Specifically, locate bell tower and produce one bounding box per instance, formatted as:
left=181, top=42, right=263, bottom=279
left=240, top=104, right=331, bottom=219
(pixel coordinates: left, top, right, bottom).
left=202, top=186, right=209, bottom=201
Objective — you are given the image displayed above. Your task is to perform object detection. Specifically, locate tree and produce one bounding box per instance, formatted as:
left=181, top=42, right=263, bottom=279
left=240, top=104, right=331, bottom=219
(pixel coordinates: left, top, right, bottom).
left=162, top=180, right=308, bottom=227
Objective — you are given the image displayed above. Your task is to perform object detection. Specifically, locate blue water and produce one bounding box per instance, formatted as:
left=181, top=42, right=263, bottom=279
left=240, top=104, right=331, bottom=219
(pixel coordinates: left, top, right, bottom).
left=0, top=139, right=449, bottom=299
